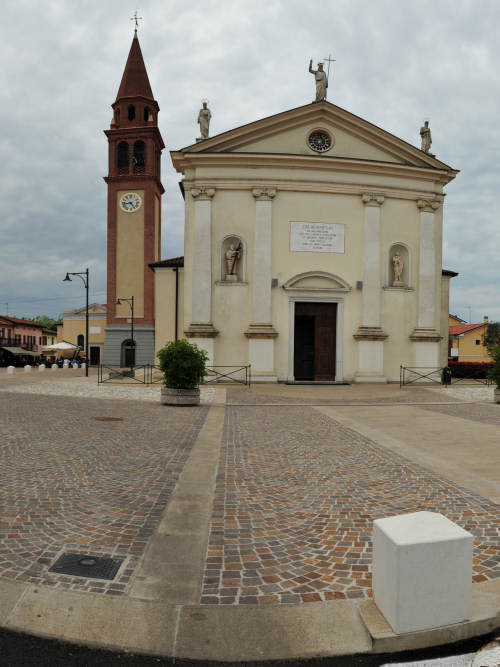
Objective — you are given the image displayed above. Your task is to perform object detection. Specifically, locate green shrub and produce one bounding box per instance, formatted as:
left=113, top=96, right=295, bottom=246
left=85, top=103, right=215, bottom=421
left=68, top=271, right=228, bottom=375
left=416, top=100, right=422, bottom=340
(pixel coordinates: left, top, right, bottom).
left=488, top=345, right=500, bottom=389
left=447, top=361, right=493, bottom=379
left=157, top=339, right=208, bottom=389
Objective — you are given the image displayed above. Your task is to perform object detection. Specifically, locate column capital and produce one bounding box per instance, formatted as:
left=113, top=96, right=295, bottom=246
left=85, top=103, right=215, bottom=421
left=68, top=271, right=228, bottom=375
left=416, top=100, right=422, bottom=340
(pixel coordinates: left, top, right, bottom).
left=361, top=193, right=385, bottom=207
left=416, top=198, right=440, bottom=212
left=252, top=187, right=276, bottom=201
left=191, top=186, right=215, bottom=200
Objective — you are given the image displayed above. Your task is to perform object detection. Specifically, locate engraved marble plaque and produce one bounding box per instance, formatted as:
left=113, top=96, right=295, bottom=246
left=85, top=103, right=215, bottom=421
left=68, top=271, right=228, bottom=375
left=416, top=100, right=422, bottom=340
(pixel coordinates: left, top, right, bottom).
left=290, top=222, right=345, bottom=253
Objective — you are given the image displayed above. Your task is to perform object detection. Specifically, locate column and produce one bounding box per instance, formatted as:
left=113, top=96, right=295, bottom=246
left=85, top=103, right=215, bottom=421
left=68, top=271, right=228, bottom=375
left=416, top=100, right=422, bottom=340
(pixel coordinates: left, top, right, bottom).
left=245, top=188, right=278, bottom=380
left=353, top=193, right=388, bottom=382
left=185, top=186, right=218, bottom=362
left=410, top=199, right=442, bottom=367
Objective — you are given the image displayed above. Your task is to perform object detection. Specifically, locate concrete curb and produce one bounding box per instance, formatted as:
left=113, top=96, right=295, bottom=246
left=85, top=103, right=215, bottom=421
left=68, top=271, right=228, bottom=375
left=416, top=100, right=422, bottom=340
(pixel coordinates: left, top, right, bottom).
left=0, top=579, right=498, bottom=661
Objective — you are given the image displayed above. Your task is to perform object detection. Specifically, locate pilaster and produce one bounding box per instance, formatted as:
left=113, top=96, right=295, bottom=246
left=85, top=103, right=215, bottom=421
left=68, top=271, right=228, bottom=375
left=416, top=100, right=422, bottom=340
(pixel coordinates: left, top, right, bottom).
left=245, top=188, right=278, bottom=379
left=185, top=186, right=219, bottom=341
left=410, top=199, right=442, bottom=348
left=354, top=193, right=388, bottom=382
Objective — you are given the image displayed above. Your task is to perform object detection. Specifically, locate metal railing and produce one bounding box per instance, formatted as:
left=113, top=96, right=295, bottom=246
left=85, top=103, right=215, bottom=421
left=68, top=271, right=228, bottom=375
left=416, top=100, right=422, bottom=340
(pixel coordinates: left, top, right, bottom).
left=400, top=365, right=492, bottom=388
left=98, top=364, right=251, bottom=386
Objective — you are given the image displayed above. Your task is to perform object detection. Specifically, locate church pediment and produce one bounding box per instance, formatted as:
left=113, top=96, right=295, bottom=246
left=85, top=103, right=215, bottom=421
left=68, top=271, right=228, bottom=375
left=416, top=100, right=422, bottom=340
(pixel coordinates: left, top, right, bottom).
left=283, top=271, right=351, bottom=292
left=172, top=101, right=456, bottom=174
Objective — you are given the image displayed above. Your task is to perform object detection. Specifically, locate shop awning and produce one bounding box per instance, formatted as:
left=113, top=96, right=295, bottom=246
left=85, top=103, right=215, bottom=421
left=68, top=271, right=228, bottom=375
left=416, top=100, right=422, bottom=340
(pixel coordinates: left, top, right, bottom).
left=1, top=346, right=39, bottom=356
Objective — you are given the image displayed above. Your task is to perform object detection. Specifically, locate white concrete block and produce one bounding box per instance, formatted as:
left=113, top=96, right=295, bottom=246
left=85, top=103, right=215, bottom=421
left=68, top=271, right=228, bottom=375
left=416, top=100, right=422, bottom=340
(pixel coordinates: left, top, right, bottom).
left=38, top=364, right=45, bottom=371
left=7, top=366, right=15, bottom=375
left=24, top=365, right=31, bottom=373
left=51, top=364, right=57, bottom=370
left=81, top=363, right=86, bottom=371
left=372, top=511, right=473, bottom=634
left=249, top=338, right=274, bottom=373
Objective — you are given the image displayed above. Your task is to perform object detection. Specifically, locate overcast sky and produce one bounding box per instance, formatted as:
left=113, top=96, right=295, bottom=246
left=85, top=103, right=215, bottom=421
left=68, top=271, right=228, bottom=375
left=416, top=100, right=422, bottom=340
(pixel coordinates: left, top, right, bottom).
left=1, top=0, right=499, bottom=323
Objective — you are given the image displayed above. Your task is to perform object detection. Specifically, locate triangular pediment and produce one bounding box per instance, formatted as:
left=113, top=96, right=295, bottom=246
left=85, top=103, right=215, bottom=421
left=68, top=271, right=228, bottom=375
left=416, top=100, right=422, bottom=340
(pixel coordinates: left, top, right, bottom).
left=172, top=101, right=455, bottom=173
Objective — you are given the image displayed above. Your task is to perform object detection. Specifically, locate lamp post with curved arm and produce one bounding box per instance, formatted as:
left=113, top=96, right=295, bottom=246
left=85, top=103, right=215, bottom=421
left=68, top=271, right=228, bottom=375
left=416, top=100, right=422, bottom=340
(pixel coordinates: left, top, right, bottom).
left=62, top=268, right=89, bottom=377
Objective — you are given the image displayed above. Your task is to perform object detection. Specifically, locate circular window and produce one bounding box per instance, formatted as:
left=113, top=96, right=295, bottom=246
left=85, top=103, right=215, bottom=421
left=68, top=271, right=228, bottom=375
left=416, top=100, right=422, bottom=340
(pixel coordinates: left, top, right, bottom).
left=308, top=130, right=332, bottom=153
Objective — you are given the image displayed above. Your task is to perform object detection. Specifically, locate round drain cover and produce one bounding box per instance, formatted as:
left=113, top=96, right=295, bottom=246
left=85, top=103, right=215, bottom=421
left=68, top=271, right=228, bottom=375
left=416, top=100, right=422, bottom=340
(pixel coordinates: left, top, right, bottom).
left=78, top=557, right=98, bottom=567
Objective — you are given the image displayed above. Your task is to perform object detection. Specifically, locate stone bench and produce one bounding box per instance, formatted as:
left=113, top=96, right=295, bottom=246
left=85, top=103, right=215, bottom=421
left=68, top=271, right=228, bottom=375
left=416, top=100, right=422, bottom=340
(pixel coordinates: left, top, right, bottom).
left=372, top=511, right=473, bottom=634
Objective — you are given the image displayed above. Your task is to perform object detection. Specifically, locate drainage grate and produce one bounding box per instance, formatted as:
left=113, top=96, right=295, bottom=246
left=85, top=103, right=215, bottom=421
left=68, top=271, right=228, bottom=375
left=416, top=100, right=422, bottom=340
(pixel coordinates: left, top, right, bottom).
left=49, top=553, right=123, bottom=580
left=94, top=417, right=123, bottom=422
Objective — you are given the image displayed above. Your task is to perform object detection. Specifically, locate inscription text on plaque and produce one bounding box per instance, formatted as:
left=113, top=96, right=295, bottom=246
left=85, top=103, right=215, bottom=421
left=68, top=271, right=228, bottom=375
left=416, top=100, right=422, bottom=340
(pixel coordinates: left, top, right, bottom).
left=290, top=222, right=345, bottom=253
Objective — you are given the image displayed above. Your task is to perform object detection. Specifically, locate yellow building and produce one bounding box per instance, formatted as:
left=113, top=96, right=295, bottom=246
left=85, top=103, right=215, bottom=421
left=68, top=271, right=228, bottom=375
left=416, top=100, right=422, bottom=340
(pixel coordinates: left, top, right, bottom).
left=58, top=304, right=107, bottom=365
left=449, top=315, right=491, bottom=363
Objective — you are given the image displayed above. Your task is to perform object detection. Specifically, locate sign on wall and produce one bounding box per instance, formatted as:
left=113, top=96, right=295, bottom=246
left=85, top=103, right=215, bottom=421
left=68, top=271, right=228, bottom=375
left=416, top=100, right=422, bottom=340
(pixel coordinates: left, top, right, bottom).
left=290, top=222, right=345, bottom=253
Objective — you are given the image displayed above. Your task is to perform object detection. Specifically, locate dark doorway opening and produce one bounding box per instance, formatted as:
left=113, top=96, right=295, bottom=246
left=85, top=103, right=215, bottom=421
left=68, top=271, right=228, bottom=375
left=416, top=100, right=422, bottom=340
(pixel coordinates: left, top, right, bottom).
left=90, top=347, right=100, bottom=366
left=294, top=302, right=337, bottom=381
left=121, top=340, right=136, bottom=367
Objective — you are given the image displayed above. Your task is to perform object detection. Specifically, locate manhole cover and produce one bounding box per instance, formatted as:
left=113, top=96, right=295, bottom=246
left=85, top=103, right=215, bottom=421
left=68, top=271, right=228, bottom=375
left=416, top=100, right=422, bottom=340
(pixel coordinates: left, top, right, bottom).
left=94, top=417, right=123, bottom=422
left=49, top=553, right=123, bottom=580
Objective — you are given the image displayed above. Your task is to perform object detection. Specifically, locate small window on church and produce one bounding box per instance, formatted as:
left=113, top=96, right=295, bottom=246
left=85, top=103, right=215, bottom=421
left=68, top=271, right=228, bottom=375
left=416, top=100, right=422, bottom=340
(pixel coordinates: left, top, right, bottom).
left=117, top=142, right=129, bottom=174
left=133, top=140, right=146, bottom=174
left=128, top=105, right=136, bottom=121
left=144, top=106, right=150, bottom=122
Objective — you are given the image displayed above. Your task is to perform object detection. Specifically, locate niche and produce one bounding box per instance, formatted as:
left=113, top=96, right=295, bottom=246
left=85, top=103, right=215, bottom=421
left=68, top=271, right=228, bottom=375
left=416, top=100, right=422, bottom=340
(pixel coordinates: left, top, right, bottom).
left=388, top=243, right=409, bottom=287
left=220, top=235, right=245, bottom=282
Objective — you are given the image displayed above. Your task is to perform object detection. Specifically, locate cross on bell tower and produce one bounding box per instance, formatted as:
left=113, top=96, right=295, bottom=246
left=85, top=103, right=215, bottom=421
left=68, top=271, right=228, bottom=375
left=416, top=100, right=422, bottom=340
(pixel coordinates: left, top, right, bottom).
left=102, top=31, right=165, bottom=366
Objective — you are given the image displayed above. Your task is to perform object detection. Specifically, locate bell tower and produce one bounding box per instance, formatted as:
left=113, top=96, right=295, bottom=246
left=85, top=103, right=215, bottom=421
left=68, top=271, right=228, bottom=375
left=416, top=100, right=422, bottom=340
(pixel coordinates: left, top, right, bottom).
left=102, top=31, right=164, bottom=366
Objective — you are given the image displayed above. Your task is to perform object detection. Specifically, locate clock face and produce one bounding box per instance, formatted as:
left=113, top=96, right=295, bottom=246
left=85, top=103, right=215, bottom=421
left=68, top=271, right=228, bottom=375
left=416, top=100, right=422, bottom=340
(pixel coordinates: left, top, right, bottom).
left=119, top=192, right=142, bottom=213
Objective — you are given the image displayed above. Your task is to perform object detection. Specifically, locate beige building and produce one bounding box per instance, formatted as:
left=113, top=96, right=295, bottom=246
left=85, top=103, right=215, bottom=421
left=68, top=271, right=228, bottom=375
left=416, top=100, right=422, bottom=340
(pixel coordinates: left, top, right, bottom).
left=153, top=101, right=458, bottom=383
left=58, top=304, right=107, bottom=365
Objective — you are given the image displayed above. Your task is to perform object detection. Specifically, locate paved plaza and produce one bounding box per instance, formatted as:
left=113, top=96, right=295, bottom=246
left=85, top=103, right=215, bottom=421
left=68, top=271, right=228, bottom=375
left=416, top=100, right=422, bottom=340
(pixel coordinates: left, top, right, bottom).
left=0, top=369, right=498, bottom=661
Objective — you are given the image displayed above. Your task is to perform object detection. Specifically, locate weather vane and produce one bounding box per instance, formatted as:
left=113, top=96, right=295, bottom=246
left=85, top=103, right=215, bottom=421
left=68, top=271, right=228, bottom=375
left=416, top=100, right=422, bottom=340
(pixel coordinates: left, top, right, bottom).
left=131, top=10, right=143, bottom=34
left=324, top=53, right=336, bottom=98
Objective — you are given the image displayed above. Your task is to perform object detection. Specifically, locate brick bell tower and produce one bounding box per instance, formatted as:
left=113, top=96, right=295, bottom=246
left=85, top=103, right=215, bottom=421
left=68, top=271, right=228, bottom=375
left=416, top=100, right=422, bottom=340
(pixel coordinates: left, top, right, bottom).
left=102, top=30, right=164, bottom=366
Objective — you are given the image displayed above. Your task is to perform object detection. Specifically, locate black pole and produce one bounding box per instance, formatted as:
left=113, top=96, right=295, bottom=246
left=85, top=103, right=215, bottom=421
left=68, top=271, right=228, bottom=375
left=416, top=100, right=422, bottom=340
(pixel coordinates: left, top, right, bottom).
left=130, top=296, right=134, bottom=368
left=174, top=268, right=179, bottom=341
left=85, top=268, right=89, bottom=377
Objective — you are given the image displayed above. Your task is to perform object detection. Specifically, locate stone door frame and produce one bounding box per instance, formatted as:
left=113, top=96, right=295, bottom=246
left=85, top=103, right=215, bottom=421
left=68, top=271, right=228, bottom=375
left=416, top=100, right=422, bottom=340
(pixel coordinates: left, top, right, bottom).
left=287, top=296, right=344, bottom=382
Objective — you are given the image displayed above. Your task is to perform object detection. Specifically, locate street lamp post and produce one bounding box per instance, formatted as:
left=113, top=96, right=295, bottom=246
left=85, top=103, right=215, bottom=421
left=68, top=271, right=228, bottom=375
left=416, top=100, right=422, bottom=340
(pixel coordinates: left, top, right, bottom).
left=63, top=268, right=89, bottom=377
left=116, top=296, right=134, bottom=368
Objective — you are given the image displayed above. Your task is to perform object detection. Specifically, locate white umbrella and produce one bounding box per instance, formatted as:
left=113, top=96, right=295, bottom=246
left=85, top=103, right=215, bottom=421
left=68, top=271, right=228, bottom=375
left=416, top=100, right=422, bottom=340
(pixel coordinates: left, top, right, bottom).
left=43, top=341, right=79, bottom=351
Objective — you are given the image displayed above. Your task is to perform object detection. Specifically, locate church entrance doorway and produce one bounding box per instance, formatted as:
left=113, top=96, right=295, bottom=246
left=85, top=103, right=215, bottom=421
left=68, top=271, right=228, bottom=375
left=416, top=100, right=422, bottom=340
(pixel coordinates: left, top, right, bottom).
left=294, top=302, right=337, bottom=381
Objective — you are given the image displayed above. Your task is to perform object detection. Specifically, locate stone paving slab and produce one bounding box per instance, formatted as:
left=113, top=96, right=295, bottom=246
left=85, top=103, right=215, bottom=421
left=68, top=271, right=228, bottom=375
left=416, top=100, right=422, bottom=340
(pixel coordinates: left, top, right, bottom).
left=0, top=391, right=208, bottom=596
left=201, top=401, right=500, bottom=605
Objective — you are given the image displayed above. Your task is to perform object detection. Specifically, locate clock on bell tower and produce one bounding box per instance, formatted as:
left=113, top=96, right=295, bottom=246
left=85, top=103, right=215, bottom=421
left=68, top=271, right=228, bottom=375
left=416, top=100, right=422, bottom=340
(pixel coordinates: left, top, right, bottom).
left=102, top=31, right=164, bottom=366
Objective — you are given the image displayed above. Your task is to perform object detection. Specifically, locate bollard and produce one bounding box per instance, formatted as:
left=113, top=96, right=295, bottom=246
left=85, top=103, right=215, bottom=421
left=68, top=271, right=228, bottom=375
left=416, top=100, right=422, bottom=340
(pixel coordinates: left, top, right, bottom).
left=81, top=363, right=86, bottom=371
left=38, top=364, right=46, bottom=372
left=51, top=363, right=57, bottom=370
left=7, top=366, right=15, bottom=375
left=24, top=365, right=32, bottom=372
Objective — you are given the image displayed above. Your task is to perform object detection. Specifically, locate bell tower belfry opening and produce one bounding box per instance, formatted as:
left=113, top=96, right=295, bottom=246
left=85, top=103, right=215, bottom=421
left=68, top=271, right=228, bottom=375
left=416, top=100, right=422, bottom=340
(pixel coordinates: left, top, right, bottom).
left=102, top=30, right=165, bottom=366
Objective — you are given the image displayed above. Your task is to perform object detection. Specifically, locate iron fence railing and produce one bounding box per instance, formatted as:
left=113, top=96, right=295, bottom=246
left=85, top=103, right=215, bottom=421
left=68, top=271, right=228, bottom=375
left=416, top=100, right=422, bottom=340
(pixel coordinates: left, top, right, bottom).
left=98, top=364, right=251, bottom=386
left=400, top=365, right=492, bottom=388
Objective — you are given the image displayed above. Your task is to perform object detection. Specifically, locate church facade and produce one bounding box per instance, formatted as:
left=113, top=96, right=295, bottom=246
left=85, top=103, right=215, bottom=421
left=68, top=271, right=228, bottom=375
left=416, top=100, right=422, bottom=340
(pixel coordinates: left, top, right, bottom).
left=105, top=34, right=459, bottom=383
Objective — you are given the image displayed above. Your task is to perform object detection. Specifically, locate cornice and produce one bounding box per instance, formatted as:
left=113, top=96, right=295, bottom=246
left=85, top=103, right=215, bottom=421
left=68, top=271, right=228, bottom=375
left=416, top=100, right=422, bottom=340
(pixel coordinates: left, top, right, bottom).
left=103, top=175, right=165, bottom=194
left=104, top=126, right=165, bottom=150
left=181, top=178, right=445, bottom=203
left=171, top=152, right=457, bottom=186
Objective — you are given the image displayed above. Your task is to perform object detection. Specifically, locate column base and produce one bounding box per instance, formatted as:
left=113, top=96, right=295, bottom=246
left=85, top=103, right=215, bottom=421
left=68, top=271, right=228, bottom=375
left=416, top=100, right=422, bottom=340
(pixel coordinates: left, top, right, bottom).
left=186, top=337, right=215, bottom=365
left=353, top=326, right=388, bottom=341
left=185, top=323, right=219, bottom=338
left=248, top=338, right=276, bottom=376
left=409, top=328, right=442, bottom=342
left=244, top=324, right=278, bottom=339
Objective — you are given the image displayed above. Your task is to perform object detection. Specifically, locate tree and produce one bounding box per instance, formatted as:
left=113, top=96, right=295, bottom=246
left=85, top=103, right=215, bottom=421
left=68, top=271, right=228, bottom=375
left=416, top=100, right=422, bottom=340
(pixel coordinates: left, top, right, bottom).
left=28, top=315, right=59, bottom=331
left=484, top=322, right=500, bottom=352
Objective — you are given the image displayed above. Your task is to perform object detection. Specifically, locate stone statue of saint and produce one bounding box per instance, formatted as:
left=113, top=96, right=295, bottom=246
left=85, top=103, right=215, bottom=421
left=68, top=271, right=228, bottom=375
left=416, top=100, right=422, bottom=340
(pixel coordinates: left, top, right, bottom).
left=392, top=253, right=404, bottom=283
left=197, top=102, right=212, bottom=139
left=420, top=120, right=432, bottom=153
left=309, top=60, right=328, bottom=102
left=225, top=243, right=241, bottom=276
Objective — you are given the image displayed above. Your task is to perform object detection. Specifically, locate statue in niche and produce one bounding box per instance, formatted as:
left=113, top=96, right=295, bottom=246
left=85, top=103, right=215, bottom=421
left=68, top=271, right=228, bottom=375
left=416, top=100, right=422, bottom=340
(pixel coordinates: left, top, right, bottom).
left=225, top=242, right=242, bottom=280
left=392, top=252, right=404, bottom=285
left=197, top=101, right=212, bottom=140
left=308, top=60, right=328, bottom=102
left=420, top=120, right=432, bottom=153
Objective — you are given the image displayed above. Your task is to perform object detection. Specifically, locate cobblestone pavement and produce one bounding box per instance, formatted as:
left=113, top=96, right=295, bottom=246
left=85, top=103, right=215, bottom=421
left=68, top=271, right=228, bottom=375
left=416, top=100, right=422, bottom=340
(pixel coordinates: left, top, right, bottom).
left=201, top=401, right=500, bottom=605
left=0, top=391, right=208, bottom=596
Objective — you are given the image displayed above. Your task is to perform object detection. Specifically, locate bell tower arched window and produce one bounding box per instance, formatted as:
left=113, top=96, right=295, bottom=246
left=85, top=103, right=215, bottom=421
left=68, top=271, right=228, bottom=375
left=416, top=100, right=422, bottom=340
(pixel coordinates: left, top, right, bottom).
left=117, top=142, right=129, bottom=174
left=128, top=105, right=136, bottom=121
left=144, top=106, right=150, bottom=122
left=133, top=140, right=146, bottom=174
